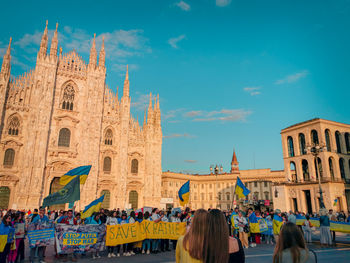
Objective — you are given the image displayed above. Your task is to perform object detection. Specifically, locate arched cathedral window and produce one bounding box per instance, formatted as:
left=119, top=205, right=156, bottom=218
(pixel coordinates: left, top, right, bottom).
left=58, top=128, right=71, bottom=147
left=104, top=129, right=113, bottom=145
left=3, top=149, right=15, bottom=167
left=131, top=159, right=138, bottom=174
left=8, top=116, right=20, bottom=136
left=61, top=85, right=75, bottom=111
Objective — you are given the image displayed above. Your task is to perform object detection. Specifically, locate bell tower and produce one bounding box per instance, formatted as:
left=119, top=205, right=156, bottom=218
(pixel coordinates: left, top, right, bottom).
left=230, top=149, right=239, bottom=173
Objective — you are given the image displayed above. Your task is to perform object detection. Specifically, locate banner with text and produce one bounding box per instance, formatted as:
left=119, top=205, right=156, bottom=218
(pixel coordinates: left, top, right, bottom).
left=56, top=224, right=106, bottom=254
left=106, top=221, right=186, bottom=246
left=295, top=216, right=350, bottom=233
left=27, top=222, right=55, bottom=248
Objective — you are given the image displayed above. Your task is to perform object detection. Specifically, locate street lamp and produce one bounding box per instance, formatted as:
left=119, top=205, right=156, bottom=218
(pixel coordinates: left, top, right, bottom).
left=306, top=142, right=327, bottom=209
left=210, top=164, right=223, bottom=208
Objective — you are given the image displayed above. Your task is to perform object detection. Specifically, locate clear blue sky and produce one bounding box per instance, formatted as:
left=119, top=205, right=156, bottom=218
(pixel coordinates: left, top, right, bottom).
left=1, top=0, right=349, bottom=174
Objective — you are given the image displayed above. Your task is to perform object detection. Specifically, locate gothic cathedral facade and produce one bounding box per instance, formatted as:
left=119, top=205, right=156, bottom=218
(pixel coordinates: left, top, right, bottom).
left=0, top=22, right=162, bottom=210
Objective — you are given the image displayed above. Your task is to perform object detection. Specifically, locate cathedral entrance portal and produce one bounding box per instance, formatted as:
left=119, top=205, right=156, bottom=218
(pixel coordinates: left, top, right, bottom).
left=49, top=177, right=65, bottom=211
left=0, top=186, right=10, bottom=209
left=129, top=191, right=138, bottom=209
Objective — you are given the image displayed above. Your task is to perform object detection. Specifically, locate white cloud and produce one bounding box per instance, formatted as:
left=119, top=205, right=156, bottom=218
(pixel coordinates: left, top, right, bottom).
left=163, top=108, right=186, bottom=120
left=187, top=109, right=252, bottom=122
left=175, top=1, right=191, bottom=11
left=168, top=35, right=186, bottom=49
left=131, top=92, right=155, bottom=111
left=184, top=160, right=197, bottom=163
left=243, top=86, right=262, bottom=96
left=275, top=70, right=309, bottom=85
left=216, top=0, right=232, bottom=7
left=184, top=111, right=202, bottom=117
left=163, top=133, right=195, bottom=139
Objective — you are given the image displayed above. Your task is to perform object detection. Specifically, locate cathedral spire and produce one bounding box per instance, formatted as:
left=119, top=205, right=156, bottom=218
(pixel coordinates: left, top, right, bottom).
left=1, top=37, right=12, bottom=77
left=123, top=65, right=129, bottom=97
left=89, top=33, right=97, bottom=67
left=50, top=22, right=58, bottom=59
left=99, top=36, right=105, bottom=67
left=38, top=20, right=49, bottom=59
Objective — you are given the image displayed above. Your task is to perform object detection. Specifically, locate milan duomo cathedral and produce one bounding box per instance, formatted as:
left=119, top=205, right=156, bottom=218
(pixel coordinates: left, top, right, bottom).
left=0, top=22, right=162, bottom=210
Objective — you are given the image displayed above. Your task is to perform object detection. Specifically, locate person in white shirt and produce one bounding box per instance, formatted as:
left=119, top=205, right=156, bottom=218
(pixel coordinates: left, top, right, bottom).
left=151, top=208, right=161, bottom=253
left=160, top=211, right=171, bottom=252
left=106, top=211, right=119, bottom=258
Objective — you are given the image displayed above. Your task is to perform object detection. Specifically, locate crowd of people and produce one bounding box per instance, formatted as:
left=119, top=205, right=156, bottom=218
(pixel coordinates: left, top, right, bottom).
left=0, top=206, right=348, bottom=263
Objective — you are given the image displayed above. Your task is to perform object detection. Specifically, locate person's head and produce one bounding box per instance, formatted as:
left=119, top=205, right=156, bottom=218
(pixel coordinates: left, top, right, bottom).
left=234, top=207, right=239, bottom=213
left=111, top=211, right=117, bottom=217
left=67, top=210, right=73, bottom=218
left=152, top=208, right=159, bottom=214
left=203, top=209, right=229, bottom=263
left=238, top=211, right=243, bottom=217
left=39, top=207, right=45, bottom=216
left=93, top=212, right=100, bottom=221
left=2, top=213, right=11, bottom=225
left=34, top=209, right=38, bottom=214
left=144, top=211, right=150, bottom=220
left=273, top=222, right=307, bottom=263
left=130, top=211, right=136, bottom=219
left=275, top=209, right=282, bottom=216
left=329, top=209, right=333, bottom=214
left=183, top=209, right=208, bottom=260
left=137, top=212, right=143, bottom=220
left=247, top=208, right=253, bottom=215
left=75, top=213, right=81, bottom=219
left=305, top=215, right=310, bottom=220
left=121, top=212, right=127, bottom=220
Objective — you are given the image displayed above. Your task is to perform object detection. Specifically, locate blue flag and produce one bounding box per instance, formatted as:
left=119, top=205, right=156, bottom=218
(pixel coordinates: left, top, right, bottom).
left=59, top=165, right=92, bottom=185
left=178, top=180, right=190, bottom=206
left=235, top=177, right=250, bottom=199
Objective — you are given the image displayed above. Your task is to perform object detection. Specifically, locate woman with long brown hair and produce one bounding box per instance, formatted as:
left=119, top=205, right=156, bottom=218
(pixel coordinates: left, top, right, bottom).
left=176, top=209, right=208, bottom=263
left=204, top=209, right=245, bottom=263
left=273, top=222, right=316, bottom=263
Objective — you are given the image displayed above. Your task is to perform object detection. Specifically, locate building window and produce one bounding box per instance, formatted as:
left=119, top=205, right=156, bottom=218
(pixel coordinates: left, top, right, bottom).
left=209, top=193, right=213, bottom=201
left=264, top=181, right=268, bottom=187
left=194, top=184, right=196, bottom=188
left=201, top=184, right=204, bottom=189
left=339, top=158, right=345, bottom=179
left=169, top=182, right=172, bottom=187
left=226, top=204, right=230, bottom=210
left=287, top=136, right=295, bottom=157
left=100, top=190, right=111, bottom=209
left=311, top=130, right=319, bottom=145
left=218, top=193, right=222, bottom=201
left=345, top=133, right=350, bottom=154
left=290, top=162, right=297, bottom=182
left=201, top=193, right=205, bottom=200
left=335, top=131, right=342, bottom=153
left=58, top=128, right=71, bottom=147
left=3, top=149, right=15, bottom=167
left=7, top=116, right=20, bottom=136
left=329, top=157, right=335, bottom=180
left=253, top=192, right=259, bottom=200
left=325, top=129, right=331, bottom=152
left=314, top=157, right=323, bottom=179
left=104, top=129, right=113, bottom=145
left=299, top=133, right=306, bottom=155
left=254, top=182, right=257, bottom=187
left=209, top=184, right=212, bottom=189
left=226, top=192, right=230, bottom=200
left=194, top=193, right=198, bottom=200
left=131, top=159, right=138, bottom=174
left=164, top=190, right=168, bottom=197
left=302, top=159, right=310, bottom=181
left=264, top=191, right=269, bottom=200
left=61, top=84, right=75, bottom=111
left=103, top=157, right=111, bottom=172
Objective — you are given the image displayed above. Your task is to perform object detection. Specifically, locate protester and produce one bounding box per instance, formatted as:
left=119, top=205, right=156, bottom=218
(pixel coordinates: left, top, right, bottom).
left=319, top=208, right=332, bottom=247
left=106, top=211, right=119, bottom=258
left=118, top=212, right=130, bottom=256
left=236, top=211, right=249, bottom=249
left=142, top=212, right=152, bottom=255
left=204, top=209, right=245, bottom=263
left=29, top=207, right=49, bottom=263
left=303, top=215, right=313, bottom=243
left=265, top=215, right=274, bottom=245
left=151, top=208, right=161, bottom=254
left=288, top=211, right=296, bottom=225
left=176, top=209, right=208, bottom=263
left=8, top=212, right=25, bottom=263
left=0, top=214, right=14, bottom=263
left=273, top=222, right=316, bottom=263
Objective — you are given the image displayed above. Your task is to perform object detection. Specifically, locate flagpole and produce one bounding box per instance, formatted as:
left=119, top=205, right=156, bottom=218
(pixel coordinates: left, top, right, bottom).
left=231, top=178, right=238, bottom=210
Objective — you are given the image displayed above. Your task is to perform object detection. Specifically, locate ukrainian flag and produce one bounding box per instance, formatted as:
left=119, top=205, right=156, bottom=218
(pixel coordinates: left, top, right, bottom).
left=234, top=177, right=250, bottom=199
left=249, top=213, right=260, bottom=233
left=59, top=165, right=92, bottom=185
left=296, top=214, right=305, bottom=226
left=273, top=215, right=283, bottom=235
left=178, top=180, right=190, bottom=207
left=0, top=223, right=9, bottom=252
left=81, top=195, right=105, bottom=219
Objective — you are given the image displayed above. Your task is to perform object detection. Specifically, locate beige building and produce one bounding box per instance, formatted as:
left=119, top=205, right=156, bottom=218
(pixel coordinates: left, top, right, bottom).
left=274, top=118, right=350, bottom=213
left=161, top=151, right=285, bottom=210
left=0, top=22, right=162, bottom=210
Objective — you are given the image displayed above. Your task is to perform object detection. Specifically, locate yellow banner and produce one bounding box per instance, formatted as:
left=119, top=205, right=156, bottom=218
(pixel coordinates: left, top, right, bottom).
left=106, top=221, right=186, bottom=246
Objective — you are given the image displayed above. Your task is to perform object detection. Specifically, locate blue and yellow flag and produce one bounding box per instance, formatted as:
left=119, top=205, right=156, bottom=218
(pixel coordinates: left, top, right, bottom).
left=273, top=215, right=283, bottom=235
left=178, top=180, right=190, bottom=207
left=81, top=195, right=105, bottom=219
left=0, top=223, right=9, bottom=252
left=235, top=177, right=250, bottom=199
left=59, top=165, right=92, bottom=185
